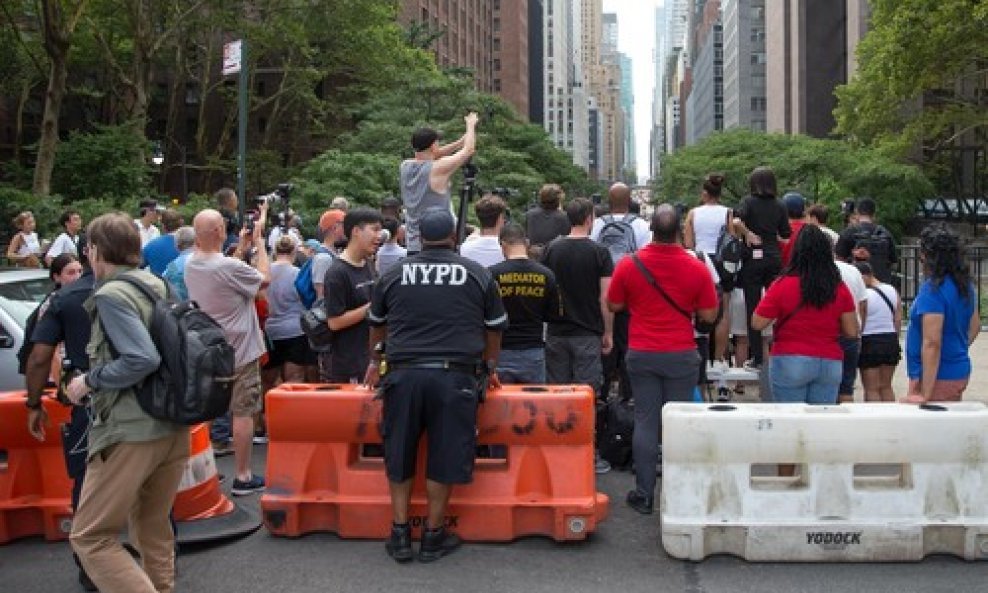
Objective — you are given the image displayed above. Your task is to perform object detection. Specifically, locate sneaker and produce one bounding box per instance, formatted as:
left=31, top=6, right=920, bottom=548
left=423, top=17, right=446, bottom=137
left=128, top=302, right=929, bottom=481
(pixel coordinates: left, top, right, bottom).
left=626, top=490, right=654, bottom=515
left=418, top=526, right=462, bottom=563
left=212, top=441, right=233, bottom=457
left=742, top=359, right=761, bottom=373
left=231, top=475, right=265, bottom=496
left=716, top=386, right=732, bottom=402
left=709, top=359, right=730, bottom=375
left=385, top=523, right=414, bottom=563
left=594, top=453, right=611, bottom=475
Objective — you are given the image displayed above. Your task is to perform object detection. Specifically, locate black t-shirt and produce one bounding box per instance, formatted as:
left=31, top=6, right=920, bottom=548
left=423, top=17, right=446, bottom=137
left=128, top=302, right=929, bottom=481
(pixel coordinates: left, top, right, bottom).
left=489, top=258, right=561, bottom=350
left=834, top=221, right=897, bottom=284
left=737, top=194, right=791, bottom=256
left=525, top=208, right=571, bottom=246
left=541, top=237, right=614, bottom=337
left=31, top=271, right=95, bottom=371
left=323, top=257, right=375, bottom=380
left=369, top=248, right=508, bottom=363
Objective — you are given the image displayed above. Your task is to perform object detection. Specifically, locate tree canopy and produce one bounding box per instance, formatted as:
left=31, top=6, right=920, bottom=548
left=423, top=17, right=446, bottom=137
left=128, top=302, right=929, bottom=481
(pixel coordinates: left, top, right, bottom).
left=654, top=129, right=933, bottom=237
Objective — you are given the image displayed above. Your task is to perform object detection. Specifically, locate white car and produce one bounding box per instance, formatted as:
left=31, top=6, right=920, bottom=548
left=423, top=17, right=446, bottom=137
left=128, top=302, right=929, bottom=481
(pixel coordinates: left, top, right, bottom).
left=0, top=269, right=54, bottom=392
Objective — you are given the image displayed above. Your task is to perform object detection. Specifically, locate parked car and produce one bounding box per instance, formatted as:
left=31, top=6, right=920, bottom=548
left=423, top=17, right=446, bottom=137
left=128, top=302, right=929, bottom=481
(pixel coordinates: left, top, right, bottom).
left=0, top=269, right=53, bottom=391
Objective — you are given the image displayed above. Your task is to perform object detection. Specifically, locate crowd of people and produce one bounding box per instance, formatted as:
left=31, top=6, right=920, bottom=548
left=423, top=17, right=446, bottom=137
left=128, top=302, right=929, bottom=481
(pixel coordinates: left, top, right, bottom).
left=10, top=115, right=982, bottom=587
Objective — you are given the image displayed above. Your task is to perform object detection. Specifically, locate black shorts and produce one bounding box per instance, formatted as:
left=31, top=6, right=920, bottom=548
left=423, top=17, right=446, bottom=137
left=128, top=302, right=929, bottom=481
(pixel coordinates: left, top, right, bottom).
left=858, top=333, right=901, bottom=369
left=380, top=368, right=480, bottom=484
left=263, top=335, right=316, bottom=369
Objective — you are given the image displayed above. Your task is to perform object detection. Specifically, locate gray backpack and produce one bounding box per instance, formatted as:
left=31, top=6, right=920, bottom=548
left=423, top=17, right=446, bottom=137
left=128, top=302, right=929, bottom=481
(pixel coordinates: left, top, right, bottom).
left=597, top=214, right=639, bottom=263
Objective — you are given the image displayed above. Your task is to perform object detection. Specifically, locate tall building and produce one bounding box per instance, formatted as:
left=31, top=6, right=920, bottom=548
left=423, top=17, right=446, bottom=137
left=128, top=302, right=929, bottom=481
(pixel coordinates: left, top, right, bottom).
left=649, top=4, right=665, bottom=180
left=659, top=0, right=691, bottom=153
left=529, top=0, right=545, bottom=123
left=686, top=0, right=723, bottom=144
left=619, top=53, right=635, bottom=177
left=493, top=0, right=532, bottom=118
left=543, top=0, right=589, bottom=169
left=722, top=0, right=767, bottom=131
left=766, top=0, right=869, bottom=137
left=398, top=1, right=494, bottom=93
left=601, top=13, right=618, bottom=60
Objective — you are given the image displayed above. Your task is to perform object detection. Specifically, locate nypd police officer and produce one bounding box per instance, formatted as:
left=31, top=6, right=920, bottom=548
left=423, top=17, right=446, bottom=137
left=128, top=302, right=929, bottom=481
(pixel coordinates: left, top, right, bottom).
left=365, top=207, right=507, bottom=563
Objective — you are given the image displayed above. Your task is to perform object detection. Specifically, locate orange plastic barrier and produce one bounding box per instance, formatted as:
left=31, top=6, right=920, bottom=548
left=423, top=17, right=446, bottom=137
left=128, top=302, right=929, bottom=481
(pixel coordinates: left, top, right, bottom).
left=0, top=392, right=73, bottom=544
left=0, top=392, right=259, bottom=545
left=261, top=383, right=609, bottom=542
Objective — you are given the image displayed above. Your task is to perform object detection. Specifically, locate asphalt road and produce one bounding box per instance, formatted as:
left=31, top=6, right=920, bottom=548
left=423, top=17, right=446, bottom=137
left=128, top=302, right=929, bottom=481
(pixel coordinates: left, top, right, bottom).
left=2, top=444, right=985, bottom=593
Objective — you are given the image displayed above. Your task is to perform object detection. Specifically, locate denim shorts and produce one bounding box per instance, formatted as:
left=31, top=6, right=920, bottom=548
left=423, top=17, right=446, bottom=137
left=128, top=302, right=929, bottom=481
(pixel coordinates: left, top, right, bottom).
left=770, top=355, right=842, bottom=404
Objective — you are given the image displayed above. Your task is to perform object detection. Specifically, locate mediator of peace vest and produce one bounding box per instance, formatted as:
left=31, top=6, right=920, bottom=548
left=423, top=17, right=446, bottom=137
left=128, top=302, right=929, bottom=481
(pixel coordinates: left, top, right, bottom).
left=400, top=113, right=478, bottom=254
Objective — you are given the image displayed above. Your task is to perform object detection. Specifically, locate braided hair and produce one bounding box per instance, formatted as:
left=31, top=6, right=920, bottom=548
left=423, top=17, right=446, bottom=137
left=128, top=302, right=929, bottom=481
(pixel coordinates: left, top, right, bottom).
left=780, top=224, right=841, bottom=308
left=920, top=222, right=971, bottom=300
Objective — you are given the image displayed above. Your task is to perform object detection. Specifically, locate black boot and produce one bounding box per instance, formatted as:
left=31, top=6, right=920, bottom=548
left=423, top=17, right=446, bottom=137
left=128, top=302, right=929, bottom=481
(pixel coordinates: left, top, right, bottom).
left=418, top=526, right=462, bottom=563
left=385, top=523, right=413, bottom=563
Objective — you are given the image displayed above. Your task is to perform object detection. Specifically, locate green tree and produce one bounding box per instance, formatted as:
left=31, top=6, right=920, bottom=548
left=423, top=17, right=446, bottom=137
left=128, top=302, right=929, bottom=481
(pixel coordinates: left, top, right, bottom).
left=51, top=123, right=152, bottom=202
left=654, top=129, right=933, bottom=237
left=834, top=1, right=988, bottom=164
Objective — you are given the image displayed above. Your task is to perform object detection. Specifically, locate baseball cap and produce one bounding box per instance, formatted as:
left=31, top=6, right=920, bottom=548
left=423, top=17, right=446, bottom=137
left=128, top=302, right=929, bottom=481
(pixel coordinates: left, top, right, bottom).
left=419, top=208, right=455, bottom=242
left=782, top=192, right=806, bottom=217
left=318, top=209, right=345, bottom=232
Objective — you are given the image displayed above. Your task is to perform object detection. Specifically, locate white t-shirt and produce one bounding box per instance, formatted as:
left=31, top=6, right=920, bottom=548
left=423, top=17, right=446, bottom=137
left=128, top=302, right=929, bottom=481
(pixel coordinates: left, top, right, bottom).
left=590, top=212, right=652, bottom=251
left=460, top=235, right=505, bottom=268
left=836, top=260, right=868, bottom=329
left=47, top=232, right=79, bottom=259
left=135, top=220, right=160, bottom=247
left=692, top=204, right=731, bottom=255
left=310, top=250, right=337, bottom=289
left=863, top=283, right=898, bottom=335
left=16, top=232, right=41, bottom=256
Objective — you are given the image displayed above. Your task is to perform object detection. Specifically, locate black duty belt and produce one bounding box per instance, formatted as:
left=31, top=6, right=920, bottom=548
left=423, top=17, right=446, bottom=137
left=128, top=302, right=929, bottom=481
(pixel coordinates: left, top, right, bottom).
left=387, top=360, right=482, bottom=375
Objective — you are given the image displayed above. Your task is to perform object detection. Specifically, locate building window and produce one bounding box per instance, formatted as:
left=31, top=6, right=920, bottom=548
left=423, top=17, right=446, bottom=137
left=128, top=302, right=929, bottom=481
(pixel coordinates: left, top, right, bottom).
left=493, top=79, right=501, bottom=92
left=493, top=39, right=501, bottom=51
left=494, top=59, right=501, bottom=71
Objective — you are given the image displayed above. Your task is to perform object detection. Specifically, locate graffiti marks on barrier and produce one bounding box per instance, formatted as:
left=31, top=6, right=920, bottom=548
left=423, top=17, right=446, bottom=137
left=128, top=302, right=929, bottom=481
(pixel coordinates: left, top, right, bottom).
left=756, top=419, right=773, bottom=431
left=511, top=401, right=538, bottom=435
left=408, top=515, right=458, bottom=528
left=510, top=400, right=579, bottom=435
left=356, top=400, right=382, bottom=439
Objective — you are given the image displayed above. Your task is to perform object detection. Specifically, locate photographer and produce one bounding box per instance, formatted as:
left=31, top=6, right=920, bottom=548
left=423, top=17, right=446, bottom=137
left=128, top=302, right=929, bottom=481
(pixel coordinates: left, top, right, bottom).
left=400, top=113, right=478, bottom=254
left=186, top=203, right=271, bottom=496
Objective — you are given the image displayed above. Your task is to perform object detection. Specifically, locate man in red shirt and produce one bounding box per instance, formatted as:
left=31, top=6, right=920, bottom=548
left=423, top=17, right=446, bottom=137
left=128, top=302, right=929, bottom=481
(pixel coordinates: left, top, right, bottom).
left=780, top=192, right=808, bottom=266
left=607, top=204, right=719, bottom=515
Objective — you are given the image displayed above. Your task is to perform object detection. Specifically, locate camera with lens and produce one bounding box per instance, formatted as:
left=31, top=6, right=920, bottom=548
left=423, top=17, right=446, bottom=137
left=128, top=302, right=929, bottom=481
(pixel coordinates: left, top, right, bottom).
left=254, top=182, right=294, bottom=210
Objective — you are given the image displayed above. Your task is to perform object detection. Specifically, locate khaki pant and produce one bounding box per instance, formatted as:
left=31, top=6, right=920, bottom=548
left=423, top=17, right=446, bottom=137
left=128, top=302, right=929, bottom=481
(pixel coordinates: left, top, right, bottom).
left=70, top=431, right=190, bottom=593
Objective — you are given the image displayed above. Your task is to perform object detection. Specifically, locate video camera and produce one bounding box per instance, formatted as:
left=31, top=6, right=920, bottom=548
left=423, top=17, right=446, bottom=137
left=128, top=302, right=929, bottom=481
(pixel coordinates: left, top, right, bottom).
left=247, top=183, right=294, bottom=236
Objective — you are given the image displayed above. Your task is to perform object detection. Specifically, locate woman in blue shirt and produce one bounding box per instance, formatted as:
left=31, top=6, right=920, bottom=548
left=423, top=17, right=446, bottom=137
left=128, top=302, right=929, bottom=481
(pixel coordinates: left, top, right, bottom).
left=905, top=223, right=980, bottom=403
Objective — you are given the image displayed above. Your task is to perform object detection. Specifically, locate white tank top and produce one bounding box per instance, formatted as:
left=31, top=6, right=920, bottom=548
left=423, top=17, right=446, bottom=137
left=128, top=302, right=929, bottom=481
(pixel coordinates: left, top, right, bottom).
left=863, top=283, right=897, bottom=335
left=17, top=232, right=40, bottom=256
left=692, top=204, right=730, bottom=255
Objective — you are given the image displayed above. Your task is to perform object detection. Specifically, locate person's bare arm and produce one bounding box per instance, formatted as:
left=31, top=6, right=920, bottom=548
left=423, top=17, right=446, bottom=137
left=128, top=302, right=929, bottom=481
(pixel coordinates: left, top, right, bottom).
left=751, top=312, right=772, bottom=331
left=435, top=136, right=465, bottom=158
left=607, top=299, right=626, bottom=313
left=328, top=304, right=370, bottom=332
left=483, top=330, right=503, bottom=389
left=840, top=310, right=860, bottom=339
left=894, top=293, right=903, bottom=335
left=696, top=306, right=718, bottom=324
left=363, top=324, right=387, bottom=388
left=600, top=277, right=614, bottom=355
left=429, top=112, right=478, bottom=190
left=683, top=210, right=696, bottom=249
left=857, top=299, right=868, bottom=336
left=919, top=313, right=944, bottom=401
left=968, top=308, right=980, bottom=346
left=6, top=234, right=23, bottom=260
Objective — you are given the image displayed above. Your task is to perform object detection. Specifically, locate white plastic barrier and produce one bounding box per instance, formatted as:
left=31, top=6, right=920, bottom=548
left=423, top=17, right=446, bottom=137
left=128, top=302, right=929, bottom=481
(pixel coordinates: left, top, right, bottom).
left=661, top=402, right=988, bottom=562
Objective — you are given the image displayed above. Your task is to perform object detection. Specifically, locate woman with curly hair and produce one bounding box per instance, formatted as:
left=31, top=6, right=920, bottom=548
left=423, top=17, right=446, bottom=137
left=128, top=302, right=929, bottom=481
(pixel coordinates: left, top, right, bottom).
left=751, top=225, right=858, bottom=403
left=905, top=223, right=980, bottom=403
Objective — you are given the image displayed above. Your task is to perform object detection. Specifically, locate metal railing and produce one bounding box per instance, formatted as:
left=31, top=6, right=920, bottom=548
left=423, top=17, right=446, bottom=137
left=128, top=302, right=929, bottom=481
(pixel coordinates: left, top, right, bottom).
left=897, top=244, right=988, bottom=321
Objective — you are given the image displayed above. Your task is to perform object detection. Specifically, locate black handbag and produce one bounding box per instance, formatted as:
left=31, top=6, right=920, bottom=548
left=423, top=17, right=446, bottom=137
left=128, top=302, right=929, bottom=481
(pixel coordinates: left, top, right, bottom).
left=300, top=298, right=333, bottom=352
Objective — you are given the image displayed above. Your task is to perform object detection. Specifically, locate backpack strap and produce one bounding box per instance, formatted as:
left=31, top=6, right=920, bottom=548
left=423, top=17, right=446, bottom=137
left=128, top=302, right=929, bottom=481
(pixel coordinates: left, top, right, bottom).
left=630, top=254, right=691, bottom=322
left=111, top=272, right=172, bottom=303
left=868, top=285, right=896, bottom=316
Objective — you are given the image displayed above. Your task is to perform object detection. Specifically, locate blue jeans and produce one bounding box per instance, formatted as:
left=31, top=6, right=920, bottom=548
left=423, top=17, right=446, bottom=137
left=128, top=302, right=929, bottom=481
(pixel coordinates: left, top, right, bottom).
left=770, top=355, right=842, bottom=404
left=497, top=347, right=546, bottom=384
left=838, top=336, right=860, bottom=397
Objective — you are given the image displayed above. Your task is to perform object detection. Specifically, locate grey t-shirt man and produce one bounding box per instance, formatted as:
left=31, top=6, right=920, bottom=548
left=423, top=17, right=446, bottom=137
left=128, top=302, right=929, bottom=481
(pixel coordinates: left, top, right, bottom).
left=185, top=252, right=265, bottom=367
left=400, top=160, right=451, bottom=252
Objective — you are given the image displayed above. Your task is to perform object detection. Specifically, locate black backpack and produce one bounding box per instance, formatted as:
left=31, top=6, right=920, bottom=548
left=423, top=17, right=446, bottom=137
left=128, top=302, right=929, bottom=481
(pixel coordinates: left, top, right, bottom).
left=598, top=397, right=634, bottom=470
left=597, top=214, right=639, bottom=263
left=713, top=210, right=748, bottom=287
left=105, top=274, right=235, bottom=425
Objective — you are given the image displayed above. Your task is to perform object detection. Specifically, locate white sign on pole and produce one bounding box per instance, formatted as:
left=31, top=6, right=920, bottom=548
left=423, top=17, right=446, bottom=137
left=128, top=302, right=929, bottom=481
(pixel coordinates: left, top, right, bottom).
left=222, top=40, right=242, bottom=76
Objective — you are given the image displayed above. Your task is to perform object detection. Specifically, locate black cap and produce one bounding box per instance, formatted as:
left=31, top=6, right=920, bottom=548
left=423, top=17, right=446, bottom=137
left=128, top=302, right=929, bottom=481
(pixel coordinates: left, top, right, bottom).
left=782, top=192, right=806, bottom=217
left=419, top=208, right=455, bottom=242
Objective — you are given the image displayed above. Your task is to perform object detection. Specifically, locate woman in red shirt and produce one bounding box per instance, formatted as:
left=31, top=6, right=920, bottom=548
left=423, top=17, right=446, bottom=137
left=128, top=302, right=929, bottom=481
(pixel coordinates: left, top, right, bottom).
left=752, top=225, right=858, bottom=403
